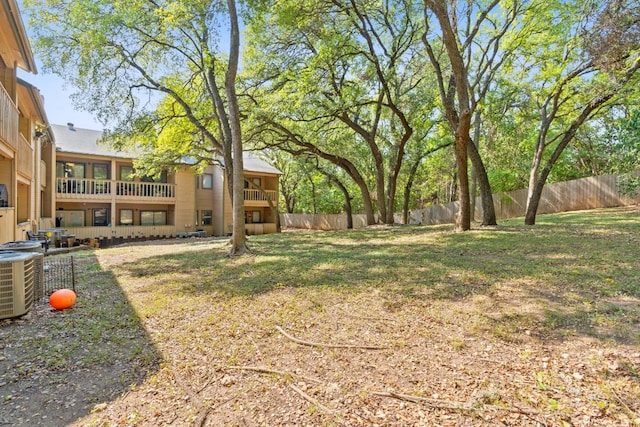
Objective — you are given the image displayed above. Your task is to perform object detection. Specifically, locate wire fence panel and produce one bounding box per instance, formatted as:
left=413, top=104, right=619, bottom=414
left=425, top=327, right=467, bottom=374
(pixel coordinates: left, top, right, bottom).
left=41, top=256, right=75, bottom=302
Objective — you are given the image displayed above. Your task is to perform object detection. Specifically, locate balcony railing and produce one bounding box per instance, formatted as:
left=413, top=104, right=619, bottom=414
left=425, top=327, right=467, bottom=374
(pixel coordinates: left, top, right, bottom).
left=0, top=84, right=18, bottom=150
left=244, top=188, right=277, bottom=202
left=17, top=134, right=33, bottom=179
left=56, top=178, right=176, bottom=200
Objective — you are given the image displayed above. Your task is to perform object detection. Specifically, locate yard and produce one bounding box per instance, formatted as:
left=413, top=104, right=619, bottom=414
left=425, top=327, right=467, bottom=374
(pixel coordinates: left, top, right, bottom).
left=1, top=207, right=639, bottom=426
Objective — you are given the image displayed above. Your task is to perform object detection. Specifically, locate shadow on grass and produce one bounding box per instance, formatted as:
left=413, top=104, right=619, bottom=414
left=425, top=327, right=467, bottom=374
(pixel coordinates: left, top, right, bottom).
left=0, top=254, right=162, bottom=427
left=114, top=214, right=639, bottom=346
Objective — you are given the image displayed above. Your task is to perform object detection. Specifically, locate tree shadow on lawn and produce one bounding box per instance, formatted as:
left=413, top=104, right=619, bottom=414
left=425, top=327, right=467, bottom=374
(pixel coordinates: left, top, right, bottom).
left=0, top=254, right=162, bottom=427
left=115, top=224, right=640, bottom=347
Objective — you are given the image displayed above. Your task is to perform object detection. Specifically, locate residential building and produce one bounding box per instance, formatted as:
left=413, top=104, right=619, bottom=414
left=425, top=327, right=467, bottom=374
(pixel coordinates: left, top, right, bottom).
left=0, top=0, right=54, bottom=244
left=49, top=123, right=280, bottom=243
left=1, top=0, right=280, bottom=247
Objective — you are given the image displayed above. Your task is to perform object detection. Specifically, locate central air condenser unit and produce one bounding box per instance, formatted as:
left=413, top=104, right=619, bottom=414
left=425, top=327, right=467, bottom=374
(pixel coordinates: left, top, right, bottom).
left=0, top=251, right=39, bottom=319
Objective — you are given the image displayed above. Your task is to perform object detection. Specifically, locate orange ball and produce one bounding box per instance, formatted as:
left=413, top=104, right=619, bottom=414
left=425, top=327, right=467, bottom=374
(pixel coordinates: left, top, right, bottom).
left=49, top=289, right=77, bottom=310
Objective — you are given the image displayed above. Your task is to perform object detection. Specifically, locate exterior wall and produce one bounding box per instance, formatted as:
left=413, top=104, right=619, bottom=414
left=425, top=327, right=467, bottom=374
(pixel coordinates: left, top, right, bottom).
left=0, top=80, right=48, bottom=242
left=0, top=154, right=14, bottom=242
left=41, top=141, right=55, bottom=218
left=173, top=166, right=196, bottom=234
left=211, top=165, right=225, bottom=236
left=194, top=166, right=217, bottom=237
left=0, top=208, right=15, bottom=243
left=0, top=63, right=18, bottom=243
left=0, top=1, right=51, bottom=243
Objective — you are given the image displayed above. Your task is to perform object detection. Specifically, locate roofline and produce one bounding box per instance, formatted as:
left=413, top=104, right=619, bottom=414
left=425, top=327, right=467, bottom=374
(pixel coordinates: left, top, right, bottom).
left=243, top=169, right=282, bottom=176
left=17, top=77, right=54, bottom=143
left=2, top=0, right=37, bottom=73
left=55, top=148, right=133, bottom=160
left=17, top=78, right=49, bottom=123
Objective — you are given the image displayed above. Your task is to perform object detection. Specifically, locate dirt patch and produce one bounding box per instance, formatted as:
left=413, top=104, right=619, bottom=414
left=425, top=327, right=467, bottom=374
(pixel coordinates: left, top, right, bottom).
left=1, top=223, right=639, bottom=426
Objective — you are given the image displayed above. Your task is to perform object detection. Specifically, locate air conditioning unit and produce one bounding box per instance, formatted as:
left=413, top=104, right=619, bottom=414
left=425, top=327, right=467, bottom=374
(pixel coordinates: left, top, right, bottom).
left=0, top=251, right=40, bottom=319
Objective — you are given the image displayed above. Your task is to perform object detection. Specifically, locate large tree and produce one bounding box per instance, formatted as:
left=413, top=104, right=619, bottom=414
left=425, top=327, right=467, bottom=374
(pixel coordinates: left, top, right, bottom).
left=517, top=0, right=640, bottom=224
left=245, top=0, right=428, bottom=225
left=422, top=0, right=535, bottom=229
left=25, top=0, right=249, bottom=255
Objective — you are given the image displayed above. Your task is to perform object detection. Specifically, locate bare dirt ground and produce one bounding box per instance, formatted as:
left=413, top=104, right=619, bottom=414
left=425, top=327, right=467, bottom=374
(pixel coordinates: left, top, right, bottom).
left=1, top=216, right=639, bottom=426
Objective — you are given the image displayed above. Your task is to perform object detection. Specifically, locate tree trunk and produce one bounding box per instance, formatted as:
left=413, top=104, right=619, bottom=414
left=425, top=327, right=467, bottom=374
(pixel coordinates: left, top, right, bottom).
left=525, top=142, right=544, bottom=225
left=334, top=179, right=353, bottom=229
left=402, top=154, right=423, bottom=225
left=226, top=0, right=247, bottom=255
left=427, top=0, right=472, bottom=231
left=455, top=134, right=471, bottom=230
left=467, top=139, right=497, bottom=226
left=525, top=160, right=553, bottom=225
left=374, top=152, right=387, bottom=224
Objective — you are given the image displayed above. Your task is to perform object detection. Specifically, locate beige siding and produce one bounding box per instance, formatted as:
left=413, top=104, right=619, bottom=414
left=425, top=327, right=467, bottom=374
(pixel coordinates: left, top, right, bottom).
left=0, top=208, right=15, bottom=243
left=174, top=166, right=196, bottom=234
left=212, top=166, right=225, bottom=236
left=194, top=166, right=216, bottom=236
left=223, top=177, right=233, bottom=236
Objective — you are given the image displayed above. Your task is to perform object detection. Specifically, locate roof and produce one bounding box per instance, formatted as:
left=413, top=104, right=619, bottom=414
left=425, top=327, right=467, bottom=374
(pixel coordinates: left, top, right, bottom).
left=0, top=0, right=37, bottom=73
left=51, top=123, right=282, bottom=175
left=50, top=123, right=135, bottom=158
left=242, top=152, right=282, bottom=175
left=17, top=78, right=52, bottom=140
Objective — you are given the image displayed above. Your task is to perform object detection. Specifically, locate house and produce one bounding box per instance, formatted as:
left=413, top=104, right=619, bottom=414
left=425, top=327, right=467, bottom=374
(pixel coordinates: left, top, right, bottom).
left=49, top=123, right=281, bottom=244
left=0, top=0, right=54, bottom=244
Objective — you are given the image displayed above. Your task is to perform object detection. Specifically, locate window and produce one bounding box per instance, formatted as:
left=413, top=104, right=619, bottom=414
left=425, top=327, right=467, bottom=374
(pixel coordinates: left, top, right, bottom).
left=244, top=177, right=262, bottom=189
left=93, top=164, right=110, bottom=194
left=141, top=210, right=167, bottom=226
left=120, top=165, right=135, bottom=181
left=93, top=164, right=109, bottom=180
left=56, top=161, right=85, bottom=178
left=201, top=210, right=212, bottom=225
left=0, top=184, right=8, bottom=207
left=202, top=174, right=213, bottom=189
left=244, top=177, right=261, bottom=189
left=119, top=209, right=133, bottom=225
left=245, top=210, right=261, bottom=224
left=56, top=210, right=85, bottom=227
left=56, top=161, right=85, bottom=193
left=93, top=208, right=109, bottom=226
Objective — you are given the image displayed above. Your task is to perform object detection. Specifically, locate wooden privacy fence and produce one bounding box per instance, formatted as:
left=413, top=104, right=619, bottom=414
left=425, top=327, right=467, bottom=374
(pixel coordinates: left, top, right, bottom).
left=280, top=173, right=640, bottom=230
left=280, top=213, right=376, bottom=231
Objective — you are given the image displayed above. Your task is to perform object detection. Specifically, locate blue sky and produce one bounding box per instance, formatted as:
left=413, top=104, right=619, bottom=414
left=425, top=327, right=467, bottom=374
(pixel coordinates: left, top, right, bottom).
left=18, top=63, right=103, bottom=131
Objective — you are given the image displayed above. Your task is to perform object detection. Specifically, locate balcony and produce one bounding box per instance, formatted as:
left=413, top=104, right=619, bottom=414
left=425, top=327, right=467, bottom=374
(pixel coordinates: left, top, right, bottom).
left=244, top=188, right=278, bottom=207
left=16, top=134, right=32, bottom=179
left=56, top=178, right=176, bottom=202
left=0, top=84, right=18, bottom=151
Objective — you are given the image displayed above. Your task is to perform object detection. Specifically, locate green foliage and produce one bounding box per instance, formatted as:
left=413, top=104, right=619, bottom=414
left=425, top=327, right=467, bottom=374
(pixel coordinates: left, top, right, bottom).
left=23, top=0, right=231, bottom=158
left=22, top=0, right=640, bottom=218
left=617, top=174, right=640, bottom=198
